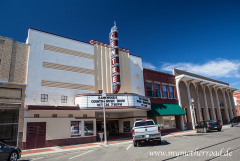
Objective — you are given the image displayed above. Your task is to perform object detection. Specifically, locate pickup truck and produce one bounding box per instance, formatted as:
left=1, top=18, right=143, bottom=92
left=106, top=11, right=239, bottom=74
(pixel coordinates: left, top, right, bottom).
left=132, top=119, right=161, bottom=147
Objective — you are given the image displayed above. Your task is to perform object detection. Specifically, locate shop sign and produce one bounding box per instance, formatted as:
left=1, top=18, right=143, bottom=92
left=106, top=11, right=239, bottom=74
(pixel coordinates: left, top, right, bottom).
left=110, top=23, right=121, bottom=93
left=75, top=95, right=151, bottom=110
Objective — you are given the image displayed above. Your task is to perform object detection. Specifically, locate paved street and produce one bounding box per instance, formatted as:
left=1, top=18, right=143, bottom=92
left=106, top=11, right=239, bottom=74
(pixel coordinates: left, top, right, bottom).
left=20, top=126, right=240, bottom=161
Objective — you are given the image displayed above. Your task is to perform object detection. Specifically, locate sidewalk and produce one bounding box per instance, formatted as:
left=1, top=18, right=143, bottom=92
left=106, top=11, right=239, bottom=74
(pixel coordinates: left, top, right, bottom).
left=21, top=125, right=230, bottom=158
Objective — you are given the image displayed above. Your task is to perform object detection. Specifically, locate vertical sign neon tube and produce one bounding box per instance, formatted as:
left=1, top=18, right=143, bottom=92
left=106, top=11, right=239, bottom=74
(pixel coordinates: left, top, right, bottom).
left=110, top=24, right=121, bottom=93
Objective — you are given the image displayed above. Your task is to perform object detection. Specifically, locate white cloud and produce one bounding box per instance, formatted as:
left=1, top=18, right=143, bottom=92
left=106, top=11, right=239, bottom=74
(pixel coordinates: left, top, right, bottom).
left=231, top=82, right=240, bottom=86
left=161, top=59, right=240, bottom=78
left=143, top=62, right=157, bottom=70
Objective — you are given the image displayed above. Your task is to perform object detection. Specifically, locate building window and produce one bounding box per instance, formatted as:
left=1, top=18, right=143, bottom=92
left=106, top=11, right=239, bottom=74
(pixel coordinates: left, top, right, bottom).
left=71, top=121, right=81, bottom=137
left=52, top=114, right=57, bottom=118
left=41, top=94, right=48, bottom=102
left=34, top=114, right=39, bottom=118
left=68, top=114, right=73, bottom=117
left=123, top=121, right=130, bottom=132
left=163, top=85, right=168, bottom=98
left=84, top=121, right=94, bottom=136
left=61, top=96, right=67, bottom=103
left=169, top=86, right=174, bottom=98
left=146, top=82, right=153, bottom=97
left=83, top=114, right=87, bottom=118
left=0, top=107, right=19, bottom=146
left=155, top=84, right=161, bottom=97
left=219, top=101, right=224, bottom=106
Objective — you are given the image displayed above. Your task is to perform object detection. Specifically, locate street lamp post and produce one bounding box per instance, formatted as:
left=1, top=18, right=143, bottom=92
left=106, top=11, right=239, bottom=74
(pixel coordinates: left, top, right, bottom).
left=191, top=98, right=197, bottom=127
left=102, top=91, right=108, bottom=145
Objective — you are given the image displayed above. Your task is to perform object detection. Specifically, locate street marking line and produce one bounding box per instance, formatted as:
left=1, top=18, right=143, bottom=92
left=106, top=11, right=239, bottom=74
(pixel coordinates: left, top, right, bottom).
left=32, top=157, right=44, bottom=160
left=69, top=150, right=94, bottom=160
left=126, top=144, right=132, bottom=150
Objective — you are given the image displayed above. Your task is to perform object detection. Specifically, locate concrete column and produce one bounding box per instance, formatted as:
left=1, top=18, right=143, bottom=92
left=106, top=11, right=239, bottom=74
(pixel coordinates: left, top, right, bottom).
left=202, top=85, right=210, bottom=120
left=224, top=89, right=233, bottom=119
left=186, top=82, right=196, bottom=130
left=208, top=86, right=217, bottom=120
left=229, top=91, right=238, bottom=117
left=222, top=89, right=230, bottom=123
left=214, top=88, right=223, bottom=124
left=226, top=90, right=234, bottom=119
left=175, top=79, right=185, bottom=130
left=195, top=83, right=203, bottom=122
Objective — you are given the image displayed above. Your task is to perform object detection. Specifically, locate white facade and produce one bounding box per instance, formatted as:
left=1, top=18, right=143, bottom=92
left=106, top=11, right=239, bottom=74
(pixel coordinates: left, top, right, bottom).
left=174, top=69, right=238, bottom=130
left=22, top=28, right=148, bottom=149
left=25, top=29, right=95, bottom=107
left=129, top=55, right=145, bottom=95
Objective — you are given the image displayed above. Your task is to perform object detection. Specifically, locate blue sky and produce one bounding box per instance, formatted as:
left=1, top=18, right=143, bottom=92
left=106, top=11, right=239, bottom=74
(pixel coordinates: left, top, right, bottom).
left=1, top=0, right=240, bottom=88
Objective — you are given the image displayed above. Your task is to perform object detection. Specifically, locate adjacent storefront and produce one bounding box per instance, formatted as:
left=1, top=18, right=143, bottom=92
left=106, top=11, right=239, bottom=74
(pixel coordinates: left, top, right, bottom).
left=0, top=104, right=20, bottom=146
left=143, top=68, right=186, bottom=132
left=147, top=104, right=185, bottom=131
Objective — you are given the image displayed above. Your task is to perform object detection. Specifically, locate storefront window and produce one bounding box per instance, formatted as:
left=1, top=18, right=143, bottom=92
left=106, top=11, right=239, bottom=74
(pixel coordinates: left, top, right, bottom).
left=0, top=107, right=19, bottom=146
left=169, top=86, right=174, bottom=98
left=163, top=85, right=168, bottom=98
left=0, top=108, right=19, bottom=124
left=71, top=121, right=81, bottom=137
left=84, top=121, right=94, bottom=136
left=155, top=84, right=161, bottom=97
left=123, top=121, right=130, bottom=132
left=0, top=124, right=18, bottom=146
left=149, top=116, right=176, bottom=129
left=146, top=82, right=153, bottom=97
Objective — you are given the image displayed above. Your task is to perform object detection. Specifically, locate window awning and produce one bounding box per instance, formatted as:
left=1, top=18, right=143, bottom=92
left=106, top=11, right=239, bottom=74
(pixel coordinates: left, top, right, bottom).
left=147, top=104, right=186, bottom=116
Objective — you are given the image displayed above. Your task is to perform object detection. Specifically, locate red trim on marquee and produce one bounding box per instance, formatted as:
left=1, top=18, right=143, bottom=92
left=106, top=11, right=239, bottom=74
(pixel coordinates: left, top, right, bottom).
left=26, top=105, right=80, bottom=111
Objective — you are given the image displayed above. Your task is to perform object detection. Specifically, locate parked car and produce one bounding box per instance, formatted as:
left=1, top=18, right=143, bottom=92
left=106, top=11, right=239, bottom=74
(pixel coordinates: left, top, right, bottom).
left=195, top=120, right=222, bottom=133
left=0, top=141, right=21, bottom=161
left=229, top=116, right=240, bottom=127
left=132, top=119, right=161, bottom=147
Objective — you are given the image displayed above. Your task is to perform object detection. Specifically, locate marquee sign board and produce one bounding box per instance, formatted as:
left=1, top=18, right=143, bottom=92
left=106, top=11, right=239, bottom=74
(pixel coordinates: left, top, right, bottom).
left=110, top=23, right=121, bottom=93
left=75, top=94, right=151, bottom=110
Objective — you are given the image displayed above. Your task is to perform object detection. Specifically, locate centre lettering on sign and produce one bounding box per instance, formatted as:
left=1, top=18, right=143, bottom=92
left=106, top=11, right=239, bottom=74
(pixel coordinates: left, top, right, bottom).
left=110, top=23, right=121, bottom=93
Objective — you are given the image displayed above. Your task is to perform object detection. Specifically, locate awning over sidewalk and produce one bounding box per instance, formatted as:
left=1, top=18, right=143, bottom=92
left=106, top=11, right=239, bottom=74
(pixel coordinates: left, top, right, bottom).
left=147, top=104, right=186, bottom=116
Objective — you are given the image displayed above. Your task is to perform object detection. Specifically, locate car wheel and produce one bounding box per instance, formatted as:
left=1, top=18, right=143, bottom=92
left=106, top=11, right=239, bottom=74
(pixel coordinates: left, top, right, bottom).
left=218, top=128, right=222, bottom=131
left=133, top=140, right=137, bottom=147
left=230, top=123, right=233, bottom=127
left=8, top=151, right=18, bottom=161
left=203, top=127, right=207, bottom=133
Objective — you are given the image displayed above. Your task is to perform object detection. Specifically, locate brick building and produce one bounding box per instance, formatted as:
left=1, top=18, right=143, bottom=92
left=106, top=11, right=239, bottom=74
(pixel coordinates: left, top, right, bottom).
left=143, top=68, right=186, bottom=133
left=0, top=36, right=29, bottom=148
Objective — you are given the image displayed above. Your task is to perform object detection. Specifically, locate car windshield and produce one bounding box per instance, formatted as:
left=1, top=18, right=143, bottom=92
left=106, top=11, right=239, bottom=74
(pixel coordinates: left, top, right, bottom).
left=135, top=121, right=154, bottom=127
left=206, top=120, right=217, bottom=123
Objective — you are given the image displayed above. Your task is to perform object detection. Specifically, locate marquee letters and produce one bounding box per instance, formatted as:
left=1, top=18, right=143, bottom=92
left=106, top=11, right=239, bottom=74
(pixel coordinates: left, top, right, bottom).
left=110, top=24, right=121, bottom=93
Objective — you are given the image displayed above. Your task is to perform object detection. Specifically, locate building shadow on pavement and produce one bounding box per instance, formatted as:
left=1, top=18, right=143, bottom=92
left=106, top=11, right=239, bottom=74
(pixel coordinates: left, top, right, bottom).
left=137, top=140, right=170, bottom=147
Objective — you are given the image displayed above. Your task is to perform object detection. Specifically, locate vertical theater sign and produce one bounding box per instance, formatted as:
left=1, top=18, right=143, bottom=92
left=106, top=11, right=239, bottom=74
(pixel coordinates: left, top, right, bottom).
left=110, top=22, right=121, bottom=93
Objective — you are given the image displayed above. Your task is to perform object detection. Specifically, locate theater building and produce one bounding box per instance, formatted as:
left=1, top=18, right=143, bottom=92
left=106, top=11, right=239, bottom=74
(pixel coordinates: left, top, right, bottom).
left=0, top=36, right=29, bottom=148
left=174, top=69, right=238, bottom=130
left=22, top=27, right=149, bottom=149
left=143, top=68, right=186, bottom=132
